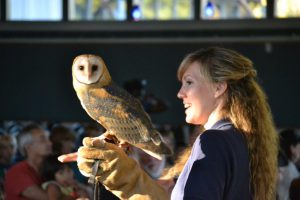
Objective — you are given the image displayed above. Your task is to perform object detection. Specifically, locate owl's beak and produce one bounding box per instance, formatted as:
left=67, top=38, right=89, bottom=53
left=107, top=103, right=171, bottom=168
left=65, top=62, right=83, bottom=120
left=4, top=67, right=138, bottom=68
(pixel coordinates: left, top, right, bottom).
left=87, top=72, right=92, bottom=80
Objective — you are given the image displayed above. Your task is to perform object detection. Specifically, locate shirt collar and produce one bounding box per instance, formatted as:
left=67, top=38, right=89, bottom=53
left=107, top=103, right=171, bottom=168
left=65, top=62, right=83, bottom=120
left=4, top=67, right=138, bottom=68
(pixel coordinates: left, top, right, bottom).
left=210, top=118, right=232, bottom=130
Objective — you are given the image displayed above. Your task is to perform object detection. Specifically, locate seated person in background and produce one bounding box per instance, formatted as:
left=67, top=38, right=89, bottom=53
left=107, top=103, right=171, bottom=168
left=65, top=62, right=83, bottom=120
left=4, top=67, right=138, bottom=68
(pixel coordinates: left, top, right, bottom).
left=4, top=123, right=52, bottom=200
left=290, top=176, right=300, bottom=200
left=50, top=125, right=84, bottom=182
left=41, top=154, right=90, bottom=200
left=277, top=128, right=300, bottom=200
left=131, top=146, right=166, bottom=179
left=159, top=125, right=177, bottom=167
left=50, top=125, right=93, bottom=196
left=280, top=129, right=300, bottom=171
left=50, top=125, right=77, bottom=155
left=0, top=134, right=16, bottom=179
left=277, top=151, right=299, bottom=200
left=0, top=134, right=16, bottom=199
left=76, top=123, right=104, bottom=148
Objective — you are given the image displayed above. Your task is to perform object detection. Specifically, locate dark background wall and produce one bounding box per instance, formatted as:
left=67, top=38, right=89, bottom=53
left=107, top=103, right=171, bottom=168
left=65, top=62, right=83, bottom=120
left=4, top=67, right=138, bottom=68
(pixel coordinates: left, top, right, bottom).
left=0, top=40, right=299, bottom=128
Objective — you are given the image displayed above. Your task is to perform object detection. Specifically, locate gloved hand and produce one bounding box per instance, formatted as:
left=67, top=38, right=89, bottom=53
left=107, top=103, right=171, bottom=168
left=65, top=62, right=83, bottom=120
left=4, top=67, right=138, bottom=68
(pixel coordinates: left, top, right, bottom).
left=76, top=137, right=169, bottom=200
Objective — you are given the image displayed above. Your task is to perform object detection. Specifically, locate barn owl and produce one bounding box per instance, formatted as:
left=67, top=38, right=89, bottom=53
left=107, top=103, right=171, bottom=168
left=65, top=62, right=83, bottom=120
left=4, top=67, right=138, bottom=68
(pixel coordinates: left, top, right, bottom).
left=72, top=54, right=172, bottom=160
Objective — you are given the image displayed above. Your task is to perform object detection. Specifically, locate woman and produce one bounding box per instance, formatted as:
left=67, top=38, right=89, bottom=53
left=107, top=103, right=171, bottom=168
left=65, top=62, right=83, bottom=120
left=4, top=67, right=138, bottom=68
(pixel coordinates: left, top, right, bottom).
left=59, top=47, right=278, bottom=200
left=170, top=47, right=278, bottom=199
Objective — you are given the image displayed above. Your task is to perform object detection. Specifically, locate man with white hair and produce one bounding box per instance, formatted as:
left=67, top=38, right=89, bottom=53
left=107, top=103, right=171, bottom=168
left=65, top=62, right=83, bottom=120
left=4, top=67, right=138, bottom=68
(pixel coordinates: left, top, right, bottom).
left=4, top=123, right=52, bottom=200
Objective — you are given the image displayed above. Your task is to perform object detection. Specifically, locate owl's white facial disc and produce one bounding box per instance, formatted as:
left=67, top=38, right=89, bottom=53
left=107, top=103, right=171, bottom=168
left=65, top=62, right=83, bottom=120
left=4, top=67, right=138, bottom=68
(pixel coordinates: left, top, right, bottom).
left=73, top=56, right=102, bottom=84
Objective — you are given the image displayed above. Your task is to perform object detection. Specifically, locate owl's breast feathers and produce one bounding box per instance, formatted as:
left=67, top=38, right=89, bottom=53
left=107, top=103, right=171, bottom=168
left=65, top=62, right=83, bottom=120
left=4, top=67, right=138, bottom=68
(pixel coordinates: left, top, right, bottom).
left=80, top=82, right=155, bottom=144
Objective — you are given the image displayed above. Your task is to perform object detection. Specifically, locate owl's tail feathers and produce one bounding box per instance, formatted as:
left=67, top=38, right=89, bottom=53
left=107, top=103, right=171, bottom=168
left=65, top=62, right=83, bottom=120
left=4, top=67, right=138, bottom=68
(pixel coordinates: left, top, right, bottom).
left=142, top=149, right=165, bottom=160
left=142, top=142, right=173, bottom=160
left=137, top=133, right=173, bottom=160
left=150, top=131, right=163, bottom=146
left=151, top=130, right=173, bottom=155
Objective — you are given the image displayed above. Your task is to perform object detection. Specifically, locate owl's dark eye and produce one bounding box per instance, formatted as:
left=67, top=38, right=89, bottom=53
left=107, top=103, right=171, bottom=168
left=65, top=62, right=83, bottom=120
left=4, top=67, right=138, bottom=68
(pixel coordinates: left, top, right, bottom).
left=92, top=65, right=98, bottom=71
left=79, top=66, right=84, bottom=71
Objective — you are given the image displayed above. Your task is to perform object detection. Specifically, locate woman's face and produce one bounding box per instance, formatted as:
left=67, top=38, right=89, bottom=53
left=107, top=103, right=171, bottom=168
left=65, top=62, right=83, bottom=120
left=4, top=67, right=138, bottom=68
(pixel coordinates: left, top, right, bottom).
left=177, top=62, right=218, bottom=125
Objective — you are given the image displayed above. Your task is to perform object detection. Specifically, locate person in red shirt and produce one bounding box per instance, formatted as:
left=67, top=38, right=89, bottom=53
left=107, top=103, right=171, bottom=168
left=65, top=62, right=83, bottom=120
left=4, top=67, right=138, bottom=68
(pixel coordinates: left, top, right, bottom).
left=4, top=123, right=52, bottom=200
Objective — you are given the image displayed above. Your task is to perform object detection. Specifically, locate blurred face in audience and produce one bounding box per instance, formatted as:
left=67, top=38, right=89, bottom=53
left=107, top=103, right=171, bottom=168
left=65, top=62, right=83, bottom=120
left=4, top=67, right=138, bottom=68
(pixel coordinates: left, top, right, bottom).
left=291, top=142, right=300, bottom=163
left=0, top=135, right=15, bottom=165
left=55, top=165, right=75, bottom=186
left=133, top=147, right=166, bottom=179
left=26, top=128, right=52, bottom=157
left=60, top=140, right=75, bottom=154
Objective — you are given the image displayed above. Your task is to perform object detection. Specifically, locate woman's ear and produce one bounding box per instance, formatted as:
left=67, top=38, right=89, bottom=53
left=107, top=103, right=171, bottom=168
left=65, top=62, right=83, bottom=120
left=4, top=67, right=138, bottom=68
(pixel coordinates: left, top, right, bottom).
left=214, top=82, right=227, bottom=98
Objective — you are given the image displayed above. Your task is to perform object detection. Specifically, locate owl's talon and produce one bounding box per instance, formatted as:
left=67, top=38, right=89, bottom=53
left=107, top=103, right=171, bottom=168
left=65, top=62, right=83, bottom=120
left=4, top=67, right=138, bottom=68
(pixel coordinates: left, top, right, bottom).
left=119, top=141, right=130, bottom=148
left=99, top=133, right=120, bottom=145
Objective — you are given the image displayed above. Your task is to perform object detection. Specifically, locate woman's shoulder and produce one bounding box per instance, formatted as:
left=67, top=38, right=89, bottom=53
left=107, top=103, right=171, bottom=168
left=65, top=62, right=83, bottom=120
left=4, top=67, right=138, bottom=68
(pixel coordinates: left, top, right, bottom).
left=199, top=129, right=228, bottom=143
left=199, top=120, right=242, bottom=142
left=197, top=125, right=247, bottom=157
left=198, top=128, right=242, bottom=149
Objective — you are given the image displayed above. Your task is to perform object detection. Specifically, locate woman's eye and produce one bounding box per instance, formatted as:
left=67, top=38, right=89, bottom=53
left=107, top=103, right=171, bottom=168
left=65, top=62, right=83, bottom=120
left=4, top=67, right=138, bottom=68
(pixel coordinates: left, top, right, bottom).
left=186, top=80, right=192, bottom=85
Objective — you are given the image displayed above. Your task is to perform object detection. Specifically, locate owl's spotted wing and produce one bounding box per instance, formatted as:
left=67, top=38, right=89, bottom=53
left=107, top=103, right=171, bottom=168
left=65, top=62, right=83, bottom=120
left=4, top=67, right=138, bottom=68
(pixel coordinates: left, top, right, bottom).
left=83, top=82, right=154, bottom=145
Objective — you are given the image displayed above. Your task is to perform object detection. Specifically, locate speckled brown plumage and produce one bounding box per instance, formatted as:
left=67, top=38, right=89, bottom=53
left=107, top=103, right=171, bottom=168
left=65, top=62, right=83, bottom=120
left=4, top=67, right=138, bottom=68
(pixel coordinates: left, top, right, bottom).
left=72, top=54, right=171, bottom=159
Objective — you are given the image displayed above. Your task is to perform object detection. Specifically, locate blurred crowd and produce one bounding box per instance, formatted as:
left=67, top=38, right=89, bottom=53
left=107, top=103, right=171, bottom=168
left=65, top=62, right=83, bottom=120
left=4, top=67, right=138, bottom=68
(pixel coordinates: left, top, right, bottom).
left=0, top=120, right=102, bottom=199
left=0, top=119, right=194, bottom=200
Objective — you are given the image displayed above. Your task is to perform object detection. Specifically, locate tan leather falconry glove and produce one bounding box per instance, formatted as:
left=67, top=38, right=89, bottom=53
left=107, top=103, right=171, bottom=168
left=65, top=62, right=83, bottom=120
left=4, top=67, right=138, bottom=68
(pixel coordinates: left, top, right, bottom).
left=77, top=137, right=169, bottom=200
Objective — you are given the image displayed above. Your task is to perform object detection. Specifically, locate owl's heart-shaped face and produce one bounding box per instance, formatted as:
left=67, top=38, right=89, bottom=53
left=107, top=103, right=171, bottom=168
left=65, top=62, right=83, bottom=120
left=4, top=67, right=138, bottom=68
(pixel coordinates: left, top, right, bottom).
left=73, top=55, right=103, bottom=84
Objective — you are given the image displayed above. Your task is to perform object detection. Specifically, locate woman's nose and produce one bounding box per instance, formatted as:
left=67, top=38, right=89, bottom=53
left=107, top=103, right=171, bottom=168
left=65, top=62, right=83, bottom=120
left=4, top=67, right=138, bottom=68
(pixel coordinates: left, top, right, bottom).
left=177, top=87, right=184, bottom=99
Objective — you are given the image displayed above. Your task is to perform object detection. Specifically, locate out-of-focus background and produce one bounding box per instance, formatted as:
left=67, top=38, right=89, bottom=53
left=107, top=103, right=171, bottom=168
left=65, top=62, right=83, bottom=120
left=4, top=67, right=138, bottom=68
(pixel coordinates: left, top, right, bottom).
left=0, top=0, right=299, bottom=128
